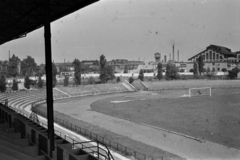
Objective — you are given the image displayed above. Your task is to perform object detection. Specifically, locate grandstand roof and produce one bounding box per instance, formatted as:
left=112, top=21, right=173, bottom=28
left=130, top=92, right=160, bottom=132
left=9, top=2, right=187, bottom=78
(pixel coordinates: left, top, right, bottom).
left=0, top=0, right=99, bottom=46
left=188, top=44, right=237, bottom=60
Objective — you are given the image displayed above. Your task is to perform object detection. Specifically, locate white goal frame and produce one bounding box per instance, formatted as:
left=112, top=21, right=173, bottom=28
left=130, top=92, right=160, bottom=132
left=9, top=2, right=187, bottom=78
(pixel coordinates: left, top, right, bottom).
left=189, top=87, right=211, bottom=98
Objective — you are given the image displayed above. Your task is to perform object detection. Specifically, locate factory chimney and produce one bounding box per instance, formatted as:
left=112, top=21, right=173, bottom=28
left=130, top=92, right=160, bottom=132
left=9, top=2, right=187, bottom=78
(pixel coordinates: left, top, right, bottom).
left=178, top=50, right=179, bottom=62
left=164, top=55, right=167, bottom=63
left=9, top=50, right=10, bottom=61
left=172, top=45, right=175, bottom=62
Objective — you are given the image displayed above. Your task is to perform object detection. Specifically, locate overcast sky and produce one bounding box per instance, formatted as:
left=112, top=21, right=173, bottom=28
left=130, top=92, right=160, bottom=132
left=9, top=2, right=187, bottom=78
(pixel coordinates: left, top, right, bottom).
left=0, top=0, right=240, bottom=64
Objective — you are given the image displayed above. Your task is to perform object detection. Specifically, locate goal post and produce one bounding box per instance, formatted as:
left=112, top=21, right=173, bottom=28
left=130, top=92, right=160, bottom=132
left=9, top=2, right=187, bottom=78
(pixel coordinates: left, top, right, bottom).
left=189, top=87, right=211, bottom=98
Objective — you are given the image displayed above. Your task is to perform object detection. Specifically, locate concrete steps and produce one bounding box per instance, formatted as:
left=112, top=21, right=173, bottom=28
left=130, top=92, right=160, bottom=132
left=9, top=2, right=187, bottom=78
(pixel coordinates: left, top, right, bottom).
left=0, top=152, right=18, bottom=160
left=0, top=123, right=47, bottom=160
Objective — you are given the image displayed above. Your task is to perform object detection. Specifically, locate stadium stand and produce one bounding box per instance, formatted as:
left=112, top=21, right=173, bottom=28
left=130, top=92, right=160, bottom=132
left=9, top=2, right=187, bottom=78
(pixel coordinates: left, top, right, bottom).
left=56, top=83, right=131, bottom=97
left=0, top=83, right=133, bottom=160
left=131, top=80, right=148, bottom=90
left=0, top=104, right=101, bottom=160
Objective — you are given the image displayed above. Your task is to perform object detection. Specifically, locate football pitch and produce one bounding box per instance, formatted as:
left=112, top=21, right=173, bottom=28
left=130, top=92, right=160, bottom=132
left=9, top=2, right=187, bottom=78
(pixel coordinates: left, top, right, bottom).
left=91, top=88, right=240, bottom=149
left=37, top=80, right=240, bottom=159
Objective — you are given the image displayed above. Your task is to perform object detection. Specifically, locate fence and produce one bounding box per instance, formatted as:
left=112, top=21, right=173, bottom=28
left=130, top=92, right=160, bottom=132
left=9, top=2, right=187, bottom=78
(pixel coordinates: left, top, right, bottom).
left=147, top=85, right=240, bottom=91
left=32, top=106, right=164, bottom=160
left=4, top=103, right=114, bottom=160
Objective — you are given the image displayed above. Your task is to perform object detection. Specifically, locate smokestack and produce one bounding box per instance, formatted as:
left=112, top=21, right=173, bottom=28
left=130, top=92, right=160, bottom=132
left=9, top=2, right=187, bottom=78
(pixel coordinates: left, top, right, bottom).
left=172, top=45, right=175, bottom=62
left=178, top=50, right=179, bottom=62
left=164, top=55, right=167, bottom=63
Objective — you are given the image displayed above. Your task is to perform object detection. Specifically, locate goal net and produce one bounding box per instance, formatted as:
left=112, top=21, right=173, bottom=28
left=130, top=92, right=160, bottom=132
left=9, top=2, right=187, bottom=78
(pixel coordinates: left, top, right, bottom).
left=189, top=87, right=211, bottom=98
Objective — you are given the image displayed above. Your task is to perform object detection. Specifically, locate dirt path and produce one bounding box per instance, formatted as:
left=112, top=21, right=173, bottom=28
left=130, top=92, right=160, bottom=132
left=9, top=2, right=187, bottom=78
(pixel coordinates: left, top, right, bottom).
left=49, top=92, right=240, bottom=160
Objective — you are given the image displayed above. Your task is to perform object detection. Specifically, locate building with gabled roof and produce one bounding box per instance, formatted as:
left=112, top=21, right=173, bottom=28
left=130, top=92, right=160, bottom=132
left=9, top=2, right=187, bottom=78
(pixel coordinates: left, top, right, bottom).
left=188, top=45, right=240, bottom=63
left=186, top=45, right=240, bottom=72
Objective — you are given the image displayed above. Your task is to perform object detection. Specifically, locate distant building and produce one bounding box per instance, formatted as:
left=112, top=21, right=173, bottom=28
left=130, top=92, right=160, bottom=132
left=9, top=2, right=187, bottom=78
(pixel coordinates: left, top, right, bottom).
left=188, top=45, right=240, bottom=63
left=107, top=59, right=144, bottom=73
left=55, top=60, right=99, bottom=76
left=187, top=45, right=240, bottom=72
left=81, top=60, right=98, bottom=66
left=55, top=62, right=74, bottom=72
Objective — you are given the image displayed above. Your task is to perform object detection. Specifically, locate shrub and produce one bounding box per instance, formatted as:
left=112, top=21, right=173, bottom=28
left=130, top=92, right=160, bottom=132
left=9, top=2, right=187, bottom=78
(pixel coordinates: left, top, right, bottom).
left=202, top=68, right=207, bottom=73
left=222, top=68, right=227, bottom=72
left=138, top=69, right=144, bottom=81
left=180, top=75, right=187, bottom=80
left=128, top=77, right=134, bottom=84
left=38, top=76, right=44, bottom=88
left=148, top=77, right=153, bottom=81
left=206, top=68, right=215, bottom=79
left=24, top=75, right=31, bottom=89
left=157, top=63, right=163, bottom=80
left=176, top=73, right=181, bottom=80
left=165, top=61, right=178, bottom=80
left=116, top=77, right=121, bottom=83
left=88, top=76, right=95, bottom=85
left=228, top=67, right=239, bottom=79
left=64, top=76, right=69, bottom=86
left=52, top=77, right=57, bottom=88
left=12, top=79, right=18, bottom=91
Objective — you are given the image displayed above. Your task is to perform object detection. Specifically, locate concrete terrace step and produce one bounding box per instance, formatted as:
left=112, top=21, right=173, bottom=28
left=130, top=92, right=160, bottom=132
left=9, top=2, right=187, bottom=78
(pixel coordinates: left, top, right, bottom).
left=0, top=124, right=46, bottom=159
left=54, top=87, right=71, bottom=97
left=122, top=81, right=135, bottom=91
left=0, top=152, right=18, bottom=160
left=0, top=144, right=46, bottom=160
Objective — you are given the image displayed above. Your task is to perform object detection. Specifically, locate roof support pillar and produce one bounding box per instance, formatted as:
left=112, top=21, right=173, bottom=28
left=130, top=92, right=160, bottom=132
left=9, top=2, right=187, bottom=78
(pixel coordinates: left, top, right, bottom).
left=44, top=0, right=55, bottom=157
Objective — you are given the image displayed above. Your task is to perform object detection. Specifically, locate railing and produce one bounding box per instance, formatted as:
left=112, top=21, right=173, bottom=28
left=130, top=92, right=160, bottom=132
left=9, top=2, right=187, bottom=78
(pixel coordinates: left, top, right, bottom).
left=33, top=107, right=161, bottom=160
left=4, top=103, right=114, bottom=160
left=67, top=134, right=115, bottom=160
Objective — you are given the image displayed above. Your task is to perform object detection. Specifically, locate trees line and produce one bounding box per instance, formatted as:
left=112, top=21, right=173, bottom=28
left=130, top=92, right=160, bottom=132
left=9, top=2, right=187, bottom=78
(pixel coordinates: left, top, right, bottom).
left=0, top=54, right=115, bottom=92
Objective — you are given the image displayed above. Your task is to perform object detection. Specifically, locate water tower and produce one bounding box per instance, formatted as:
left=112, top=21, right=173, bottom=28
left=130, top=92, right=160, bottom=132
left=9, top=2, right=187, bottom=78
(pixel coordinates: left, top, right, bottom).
left=154, top=52, right=161, bottom=63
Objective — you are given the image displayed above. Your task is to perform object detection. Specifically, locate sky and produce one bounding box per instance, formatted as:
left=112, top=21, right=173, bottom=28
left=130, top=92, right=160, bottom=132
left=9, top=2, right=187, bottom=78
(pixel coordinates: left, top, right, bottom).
left=0, top=0, right=240, bottom=65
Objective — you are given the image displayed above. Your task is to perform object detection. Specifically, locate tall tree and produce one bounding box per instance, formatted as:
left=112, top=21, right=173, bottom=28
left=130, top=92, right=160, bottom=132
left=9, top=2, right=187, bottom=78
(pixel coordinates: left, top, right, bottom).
left=21, top=56, right=37, bottom=76
left=99, top=55, right=115, bottom=83
left=193, top=61, right=198, bottom=76
left=72, top=59, right=81, bottom=85
left=105, top=65, right=115, bottom=81
left=0, top=74, right=7, bottom=92
left=157, top=63, right=163, bottom=80
left=52, top=63, right=57, bottom=87
left=165, top=61, right=178, bottom=80
left=138, top=69, right=144, bottom=81
left=0, top=60, right=8, bottom=76
left=197, top=55, right=204, bottom=75
left=8, top=54, right=21, bottom=77
left=38, top=64, right=46, bottom=76
left=12, top=79, right=18, bottom=91
left=99, top=55, right=107, bottom=83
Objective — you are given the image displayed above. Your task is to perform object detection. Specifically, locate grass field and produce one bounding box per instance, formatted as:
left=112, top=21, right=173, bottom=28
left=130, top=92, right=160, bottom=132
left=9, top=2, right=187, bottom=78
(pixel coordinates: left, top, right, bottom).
left=91, top=88, right=240, bottom=149
left=37, top=93, right=184, bottom=160
left=36, top=80, right=240, bottom=159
